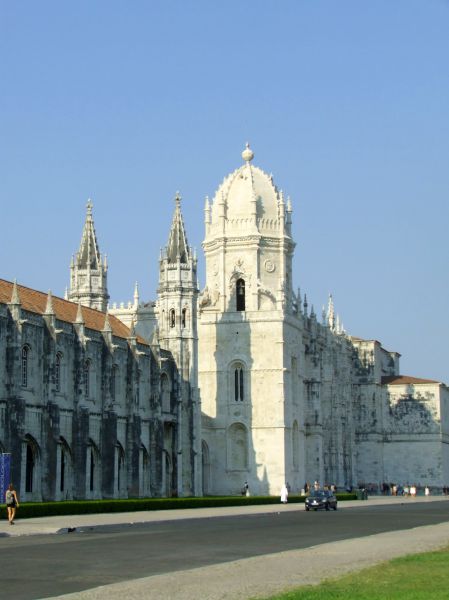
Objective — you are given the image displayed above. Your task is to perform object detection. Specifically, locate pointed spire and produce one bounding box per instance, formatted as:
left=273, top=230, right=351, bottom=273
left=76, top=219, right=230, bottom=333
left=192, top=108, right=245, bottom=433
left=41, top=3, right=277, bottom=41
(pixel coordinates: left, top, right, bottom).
left=327, top=293, right=335, bottom=331
left=336, top=314, right=342, bottom=335
left=64, top=286, right=68, bottom=300
left=303, top=293, right=308, bottom=317
left=75, top=301, right=85, bottom=324
left=8, top=279, right=23, bottom=325
left=44, top=290, right=55, bottom=315
left=133, top=282, right=139, bottom=308
left=166, top=192, right=190, bottom=264
left=76, top=199, right=102, bottom=270
left=127, top=317, right=137, bottom=350
left=69, top=200, right=109, bottom=312
left=102, top=311, right=112, bottom=333
left=10, top=279, right=20, bottom=305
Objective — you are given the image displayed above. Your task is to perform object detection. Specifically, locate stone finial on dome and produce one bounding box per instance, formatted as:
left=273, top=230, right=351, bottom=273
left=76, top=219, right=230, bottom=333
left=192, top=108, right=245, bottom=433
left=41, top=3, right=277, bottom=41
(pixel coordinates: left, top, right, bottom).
left=242, top=142, right=254, bottom=163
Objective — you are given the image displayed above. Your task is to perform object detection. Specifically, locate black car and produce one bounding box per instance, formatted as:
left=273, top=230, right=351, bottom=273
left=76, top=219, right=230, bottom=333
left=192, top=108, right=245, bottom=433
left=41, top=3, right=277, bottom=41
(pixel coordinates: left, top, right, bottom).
left=305, top=490, right=338, bottom=511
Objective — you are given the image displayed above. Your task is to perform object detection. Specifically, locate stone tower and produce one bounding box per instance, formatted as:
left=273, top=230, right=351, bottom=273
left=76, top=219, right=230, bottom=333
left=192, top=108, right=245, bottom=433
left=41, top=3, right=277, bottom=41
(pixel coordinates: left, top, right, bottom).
left=157, top=193, right=201, bottom=496
left=68, top=200, right=109, bottom=312
left=199, top=145, right=303, bottom=496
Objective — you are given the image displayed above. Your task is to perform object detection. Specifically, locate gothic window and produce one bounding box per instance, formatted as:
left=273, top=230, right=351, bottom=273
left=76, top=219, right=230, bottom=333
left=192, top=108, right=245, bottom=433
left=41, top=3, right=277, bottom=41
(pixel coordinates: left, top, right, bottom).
left=111, top=365, right=118, bottom=401
left=170, top=309, right=175, bottom=328
left=135, top=370, right=141, bottom=405
left=234, top=365, right=244, bottom=402
left=116, top=443, right=125, bottom=494
left=60, top=446, right=65, bottom=492
left=83, top=360, right=91, bottom=397
left=55, top=352, right=63, bottom=393
left=89, top=448, right=95, bottom=492
left=87, top=441, right=100, bottom=496
left=236, top=278, right=245, bottom=311
left=21, top=345, right=30, bottom=387
left=59, top=438, right=72, bottom=495
left=25, top=438, right=39, bottom=493
left=140, top=445, right=150, bottom=496
left=182, top=308, right=187, bottom=328
left=26, top=443, right=34, bottom=492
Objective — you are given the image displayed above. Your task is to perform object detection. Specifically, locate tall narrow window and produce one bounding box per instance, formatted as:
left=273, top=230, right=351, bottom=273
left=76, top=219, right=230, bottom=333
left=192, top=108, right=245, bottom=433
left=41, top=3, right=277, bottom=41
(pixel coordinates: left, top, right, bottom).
left=111, top=365, right=118, bottom=401
left=26, top=443, right=34, bottom=493
left=135, top=370, right=141, bottom=405
left=84, top=360, right=90, bottom=397
left=234, top=366, right=244, bottom=401
left=182, top=308, right=187, bottom=328
left=21, top=346, right=29, bottom=387
left=60, top=447, right=65, bottom=492
left=170, top=309, right=176, bottom=328
left=89, top=448, right=95, bottom=492
left=55, top=353, right=62, bottom=392
left=236, top=278, right=245, bottom=311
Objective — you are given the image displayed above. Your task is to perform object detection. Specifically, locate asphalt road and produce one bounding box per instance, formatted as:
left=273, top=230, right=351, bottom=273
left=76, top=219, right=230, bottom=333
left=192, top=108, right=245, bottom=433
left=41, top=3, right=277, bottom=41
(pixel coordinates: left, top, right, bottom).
left=2, top=501, right=449, bottom=600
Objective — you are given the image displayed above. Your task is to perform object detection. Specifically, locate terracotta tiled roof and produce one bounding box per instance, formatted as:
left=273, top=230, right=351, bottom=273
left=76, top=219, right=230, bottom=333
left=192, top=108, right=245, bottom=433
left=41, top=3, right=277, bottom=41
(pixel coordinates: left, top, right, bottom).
left=382, top=375, right=440, bottom=385
left=0, top=278, right=148, bottom=345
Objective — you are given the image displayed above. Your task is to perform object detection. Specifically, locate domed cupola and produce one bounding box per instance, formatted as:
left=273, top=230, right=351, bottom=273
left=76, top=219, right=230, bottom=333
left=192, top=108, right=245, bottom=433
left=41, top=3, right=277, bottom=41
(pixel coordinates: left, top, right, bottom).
left=206, top=144, right=288, bottom=239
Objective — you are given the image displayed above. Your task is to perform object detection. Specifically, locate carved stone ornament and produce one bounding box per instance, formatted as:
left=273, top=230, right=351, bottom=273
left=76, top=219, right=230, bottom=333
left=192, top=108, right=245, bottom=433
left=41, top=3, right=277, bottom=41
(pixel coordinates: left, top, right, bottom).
left=264, top=259, right=275, bottom=273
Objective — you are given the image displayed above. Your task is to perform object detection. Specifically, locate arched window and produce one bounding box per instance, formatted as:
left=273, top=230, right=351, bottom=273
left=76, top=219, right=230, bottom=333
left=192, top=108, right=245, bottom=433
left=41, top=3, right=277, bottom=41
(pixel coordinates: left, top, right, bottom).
left=234, top=365, right=244, bottom=402
left=21, top=345, right=29, bottom=387
left=87, top=441, right=100, bottom=496
left=83, top=360, right=90, bottom=397
left=182, top=308, right=187, bottom=328
left=140, top=445, right=150, bottom=497
left=117, top=444, right=126, bottom=495
left=236, top=278, right=245, bottom=311
left=55, top=352, right=63, bottom=393
left=170, top=309, right=176, bottom=328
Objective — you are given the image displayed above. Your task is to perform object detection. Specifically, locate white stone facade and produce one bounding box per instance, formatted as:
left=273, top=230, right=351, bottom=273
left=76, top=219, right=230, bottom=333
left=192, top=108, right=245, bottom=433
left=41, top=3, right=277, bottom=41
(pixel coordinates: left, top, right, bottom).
left=197, top=146, right=449, bottom=496
left=1, top=146, right=448, bottom=501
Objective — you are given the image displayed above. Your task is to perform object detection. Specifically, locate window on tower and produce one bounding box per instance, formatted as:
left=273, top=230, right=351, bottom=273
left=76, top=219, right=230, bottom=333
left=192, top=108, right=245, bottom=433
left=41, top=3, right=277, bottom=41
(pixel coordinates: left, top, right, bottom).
left=234, top=365, right=244, bottom=401
left=236, top=278, right=245, bottom=311
left=170, top=309, right=175, bottom=328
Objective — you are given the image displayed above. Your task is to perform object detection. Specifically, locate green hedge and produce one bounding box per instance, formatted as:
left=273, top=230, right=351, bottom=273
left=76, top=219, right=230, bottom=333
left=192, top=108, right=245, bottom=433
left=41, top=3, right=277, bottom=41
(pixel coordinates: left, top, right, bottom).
left=0, top=493, right=357, bottom=520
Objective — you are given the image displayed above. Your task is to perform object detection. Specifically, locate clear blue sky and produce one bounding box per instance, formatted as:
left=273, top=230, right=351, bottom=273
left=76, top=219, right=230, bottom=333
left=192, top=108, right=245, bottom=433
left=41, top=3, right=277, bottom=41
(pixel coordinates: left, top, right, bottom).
left=1, top=1, right=448, bottom=382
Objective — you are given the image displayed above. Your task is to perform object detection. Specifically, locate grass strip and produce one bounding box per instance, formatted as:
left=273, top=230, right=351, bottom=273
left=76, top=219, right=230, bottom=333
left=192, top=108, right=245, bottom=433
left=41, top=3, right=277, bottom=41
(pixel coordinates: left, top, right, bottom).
left=261, top=545, right=449, bottom=600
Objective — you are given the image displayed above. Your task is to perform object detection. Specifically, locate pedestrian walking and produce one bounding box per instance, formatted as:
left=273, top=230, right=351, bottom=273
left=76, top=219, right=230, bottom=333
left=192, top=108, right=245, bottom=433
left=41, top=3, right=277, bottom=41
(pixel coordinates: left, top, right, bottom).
left=5, top=483, right=19, bottom=525
left=280, top=483, right=288, bottom=504
left=241, top=481, right=250, bottom=497
left=425, top=486, right=430, bottom=496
